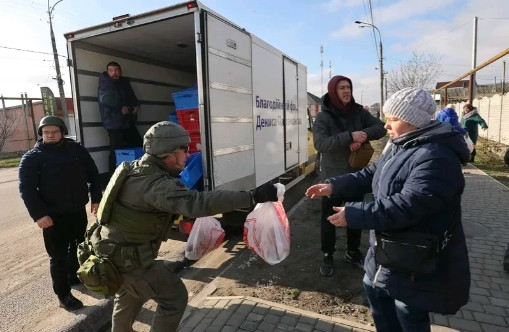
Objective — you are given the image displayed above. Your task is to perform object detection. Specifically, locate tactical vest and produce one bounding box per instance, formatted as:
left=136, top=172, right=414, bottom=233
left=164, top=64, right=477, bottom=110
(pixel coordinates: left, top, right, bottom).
left=91, top=160, right=174, bottom=272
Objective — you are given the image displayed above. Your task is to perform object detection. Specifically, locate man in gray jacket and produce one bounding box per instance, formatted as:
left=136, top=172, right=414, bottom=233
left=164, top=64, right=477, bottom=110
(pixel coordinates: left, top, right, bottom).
left=313, top=75, right=386, bottom=276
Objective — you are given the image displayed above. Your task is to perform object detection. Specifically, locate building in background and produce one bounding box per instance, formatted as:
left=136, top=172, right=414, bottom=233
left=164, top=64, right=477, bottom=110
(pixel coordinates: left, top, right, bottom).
left=1, top=98, right=74, bottom=154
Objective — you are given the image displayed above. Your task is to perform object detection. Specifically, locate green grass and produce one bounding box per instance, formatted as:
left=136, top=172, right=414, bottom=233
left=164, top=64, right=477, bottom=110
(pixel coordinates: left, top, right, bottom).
left=473, top=138, right=509, bottom=188
left=0, top=157, right=21, bottom=168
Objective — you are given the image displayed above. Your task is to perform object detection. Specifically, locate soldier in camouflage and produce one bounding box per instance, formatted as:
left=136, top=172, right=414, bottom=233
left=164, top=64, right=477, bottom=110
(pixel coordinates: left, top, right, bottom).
left=94, top=121, right=278, bottom=332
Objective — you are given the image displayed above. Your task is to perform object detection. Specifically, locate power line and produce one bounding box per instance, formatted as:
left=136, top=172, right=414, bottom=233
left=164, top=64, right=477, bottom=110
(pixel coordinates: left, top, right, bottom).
left=0, top=45, right=66, bottom=58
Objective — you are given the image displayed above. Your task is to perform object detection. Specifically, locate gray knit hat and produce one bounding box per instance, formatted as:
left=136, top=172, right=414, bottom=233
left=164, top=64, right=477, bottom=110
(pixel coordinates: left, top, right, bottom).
left=143, top=121, right=190, bottom=156
left=383, top=87, right=436, bottom=128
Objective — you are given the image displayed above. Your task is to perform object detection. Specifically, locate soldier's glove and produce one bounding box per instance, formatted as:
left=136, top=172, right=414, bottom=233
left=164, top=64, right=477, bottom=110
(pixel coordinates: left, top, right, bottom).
left=251, top=182, right=278, bottom=204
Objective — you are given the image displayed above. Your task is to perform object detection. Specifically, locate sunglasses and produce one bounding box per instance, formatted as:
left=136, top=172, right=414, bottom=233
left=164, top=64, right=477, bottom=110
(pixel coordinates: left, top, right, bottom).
left=178, top=145, right=189, bottom=153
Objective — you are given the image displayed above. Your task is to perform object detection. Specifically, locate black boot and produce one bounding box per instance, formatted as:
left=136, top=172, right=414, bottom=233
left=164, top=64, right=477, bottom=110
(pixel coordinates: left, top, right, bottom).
left=58, top=293, right=83, bottom=311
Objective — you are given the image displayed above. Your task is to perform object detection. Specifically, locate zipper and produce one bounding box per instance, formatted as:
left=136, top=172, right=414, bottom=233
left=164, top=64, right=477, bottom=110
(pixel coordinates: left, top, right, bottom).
left=381, top=238, right=428, bottom=249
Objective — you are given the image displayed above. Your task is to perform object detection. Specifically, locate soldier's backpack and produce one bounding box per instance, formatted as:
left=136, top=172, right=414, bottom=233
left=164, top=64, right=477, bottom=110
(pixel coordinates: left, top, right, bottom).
left=76, top=162, right=132, bottom=297
left=77, top=221, right=123, bottom=297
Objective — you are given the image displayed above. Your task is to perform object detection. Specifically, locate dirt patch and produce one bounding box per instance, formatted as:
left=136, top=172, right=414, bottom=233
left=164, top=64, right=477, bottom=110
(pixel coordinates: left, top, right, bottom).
left=205, top=137, right=391, bottom=328
left=209, top=196, right=375, bottom=328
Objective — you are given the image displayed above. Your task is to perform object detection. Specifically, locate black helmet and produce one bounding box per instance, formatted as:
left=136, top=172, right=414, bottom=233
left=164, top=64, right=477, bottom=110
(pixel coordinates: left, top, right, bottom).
left=37, top=116, right=68, bottom=136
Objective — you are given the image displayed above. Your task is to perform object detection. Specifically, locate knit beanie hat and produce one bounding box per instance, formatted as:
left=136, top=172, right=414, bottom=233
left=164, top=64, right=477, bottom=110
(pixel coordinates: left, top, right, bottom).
left=383, top=87, right=436, bottom=128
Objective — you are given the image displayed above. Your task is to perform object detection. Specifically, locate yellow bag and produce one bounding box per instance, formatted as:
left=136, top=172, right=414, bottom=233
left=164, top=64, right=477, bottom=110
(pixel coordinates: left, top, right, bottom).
left=348, top=142, right=375, bottom=168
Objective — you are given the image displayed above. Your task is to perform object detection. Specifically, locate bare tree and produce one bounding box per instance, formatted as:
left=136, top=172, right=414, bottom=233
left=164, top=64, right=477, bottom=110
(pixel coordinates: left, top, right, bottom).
left=0, top=109, right=21, bottom=153
left=387, top=53, right=443, bottom=95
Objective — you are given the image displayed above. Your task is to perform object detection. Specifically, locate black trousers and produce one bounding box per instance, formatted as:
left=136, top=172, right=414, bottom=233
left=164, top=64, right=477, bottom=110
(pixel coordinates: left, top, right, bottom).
left=108, top=125, right=143, bottom=174
left=42, top=208, right=88, bottom=297
left=321, top=195, right=363, bottom=255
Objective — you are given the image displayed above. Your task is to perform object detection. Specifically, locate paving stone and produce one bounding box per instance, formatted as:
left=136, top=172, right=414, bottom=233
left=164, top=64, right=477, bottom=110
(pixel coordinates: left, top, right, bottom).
left=294, top=321, right=315, bottom=332
left=472, top=311, right=507, bottom=326
left=332, top=325, right=352, bottom=332
left=432, top=314, right=449, bottom=326
left=257, top=321, right=277, bottom=332
left=264, top=313, right=282, bottom=324
left=470, top=294, right=492, bottom=305
left=449, top=317, right=482, bottom=331
left=462, top=310, right=474, bottom=321
left=470, top=286, right=491, bottom=296
left=479, top=323, right=509, bottom=332
left=314, top=320, right=334, bottom=332
left=252, top=303, right=271, bottom=315
left=299, top=315, right=318, bottom=325
left=239, top=320, right=259, bottom=331
left=280, top=314, right=299, bottom=326
left=490, top=297, right=509, bottom=308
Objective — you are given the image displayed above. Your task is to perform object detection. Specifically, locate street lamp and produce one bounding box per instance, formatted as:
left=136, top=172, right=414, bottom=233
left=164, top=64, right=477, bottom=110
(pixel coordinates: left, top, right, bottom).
left=355, top=20, right=384, bottom=120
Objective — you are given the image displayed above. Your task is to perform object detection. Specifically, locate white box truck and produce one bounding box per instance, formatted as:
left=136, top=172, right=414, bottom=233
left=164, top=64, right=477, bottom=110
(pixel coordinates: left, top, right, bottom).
left=64, top=1, right=317, bottom=212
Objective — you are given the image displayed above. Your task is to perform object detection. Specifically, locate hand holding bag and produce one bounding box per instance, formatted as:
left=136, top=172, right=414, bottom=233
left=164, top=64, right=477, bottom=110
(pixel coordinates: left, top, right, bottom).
left=244, top=185, right=290, bottom=265
left=348, top=141, right=375, bottom=168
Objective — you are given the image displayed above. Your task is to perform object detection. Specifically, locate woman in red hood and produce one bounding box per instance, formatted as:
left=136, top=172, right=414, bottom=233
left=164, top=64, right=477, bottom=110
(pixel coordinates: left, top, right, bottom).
left=312, top=75, right=386, bottom=276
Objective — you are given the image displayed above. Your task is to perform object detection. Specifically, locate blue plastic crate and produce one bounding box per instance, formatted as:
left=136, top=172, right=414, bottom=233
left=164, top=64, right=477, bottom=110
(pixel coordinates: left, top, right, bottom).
left=179, top=152, right=203, bottom=190
left=168, top=112, right=179, bottom=124
left=172, top=87, right=198, bottom=110
left=115, top=147, right=144, bottom=166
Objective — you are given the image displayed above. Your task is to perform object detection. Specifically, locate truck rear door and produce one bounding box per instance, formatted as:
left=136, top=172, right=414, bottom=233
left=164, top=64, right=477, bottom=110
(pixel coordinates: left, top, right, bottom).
left=202, top=12, right=255, bottom=191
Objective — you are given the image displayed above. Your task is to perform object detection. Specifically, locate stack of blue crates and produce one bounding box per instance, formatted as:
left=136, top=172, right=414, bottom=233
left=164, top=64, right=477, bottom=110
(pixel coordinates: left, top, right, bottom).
left=115, top=147, right=144, bottom=167
left=172, top=87, right=198, bottom=110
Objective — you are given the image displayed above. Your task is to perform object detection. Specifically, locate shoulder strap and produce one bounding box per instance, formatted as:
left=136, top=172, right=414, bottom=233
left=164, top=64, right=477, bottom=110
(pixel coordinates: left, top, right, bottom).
left=96, top=162, right=132, bottom=224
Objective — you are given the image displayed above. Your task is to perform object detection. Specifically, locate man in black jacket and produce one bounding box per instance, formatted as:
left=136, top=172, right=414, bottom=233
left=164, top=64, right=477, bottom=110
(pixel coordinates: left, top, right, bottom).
left=98, top=61, right=143, bottom=174
left=18, top=116, right=102, bottom=311
left=313, top=75, right=386, bottom=276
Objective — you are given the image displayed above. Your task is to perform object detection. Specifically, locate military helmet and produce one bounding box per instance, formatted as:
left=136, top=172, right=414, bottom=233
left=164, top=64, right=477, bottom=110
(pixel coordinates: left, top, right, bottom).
left=143, top=121, right=190, bottom=156
left=37, top=116, right=68, bottom=136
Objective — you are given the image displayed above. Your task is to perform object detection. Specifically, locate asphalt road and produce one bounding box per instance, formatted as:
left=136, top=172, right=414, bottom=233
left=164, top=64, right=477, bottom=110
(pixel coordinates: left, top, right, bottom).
left=0, top=167, right=317, bottom=332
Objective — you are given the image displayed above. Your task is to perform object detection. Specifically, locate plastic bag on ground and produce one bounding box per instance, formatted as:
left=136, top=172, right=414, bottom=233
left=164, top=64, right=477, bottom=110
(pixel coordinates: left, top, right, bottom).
left=185, top=216, right=225, bottom=260
left=243, top=183, right=290, bottom=265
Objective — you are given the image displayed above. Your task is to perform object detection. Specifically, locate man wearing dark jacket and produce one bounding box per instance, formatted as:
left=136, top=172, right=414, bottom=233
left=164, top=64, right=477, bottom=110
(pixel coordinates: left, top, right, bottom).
left=313, top=75, right=386, bottom=276
left=18, top=116, right=102, bottom=311
left=98, top=61, right=143, bottom=174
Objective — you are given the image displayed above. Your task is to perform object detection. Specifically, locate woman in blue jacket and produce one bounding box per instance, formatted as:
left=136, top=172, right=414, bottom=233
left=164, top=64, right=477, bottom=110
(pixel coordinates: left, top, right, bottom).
left=306, top=88, right=471, bottom=332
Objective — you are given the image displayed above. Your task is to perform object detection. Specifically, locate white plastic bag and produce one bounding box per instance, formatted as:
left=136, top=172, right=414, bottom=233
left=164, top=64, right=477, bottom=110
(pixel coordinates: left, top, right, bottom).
left=464, top=134, right=475, bottom=153
left=184, top=216, right=225, bottom=260
left=243, top=184, right=290, bottom=265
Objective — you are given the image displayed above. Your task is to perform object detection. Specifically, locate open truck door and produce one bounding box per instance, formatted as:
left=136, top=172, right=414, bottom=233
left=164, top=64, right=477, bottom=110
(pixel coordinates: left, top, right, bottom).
left=202, top=12, right=255, bottom=191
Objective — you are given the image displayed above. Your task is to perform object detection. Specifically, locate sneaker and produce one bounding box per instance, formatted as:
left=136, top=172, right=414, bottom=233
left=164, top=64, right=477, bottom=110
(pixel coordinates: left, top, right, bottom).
left=58, top=293, right=83, bottom=311
left=344, top=250, right=365, bottom=269
left=504, top=244, right=509, bottom=273
left=319, top=253, right=334, bottom=276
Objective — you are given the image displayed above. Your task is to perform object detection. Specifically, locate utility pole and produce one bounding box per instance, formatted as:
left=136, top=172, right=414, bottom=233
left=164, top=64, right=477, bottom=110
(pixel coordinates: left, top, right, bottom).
left=320, top=45, right=324, bottom=97
left=48, top=0, right=69, bottom=127
left=503, top=60, right=506, bottom=95
left=329, top=60, right=332, bottom=79
left=468, top=16, right=478, bottom=103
